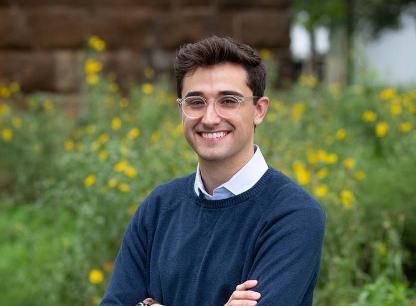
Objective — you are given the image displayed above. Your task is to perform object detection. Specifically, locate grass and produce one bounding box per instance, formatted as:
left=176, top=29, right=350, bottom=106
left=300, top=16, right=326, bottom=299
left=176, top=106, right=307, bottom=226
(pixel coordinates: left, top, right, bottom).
left=0, top=202, right=76, bottom=306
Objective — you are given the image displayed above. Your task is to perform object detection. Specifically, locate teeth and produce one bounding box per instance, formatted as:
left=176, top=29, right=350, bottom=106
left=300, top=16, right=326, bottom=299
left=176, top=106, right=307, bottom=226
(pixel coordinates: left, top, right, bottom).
left=202, top=132, right=227, bottom=139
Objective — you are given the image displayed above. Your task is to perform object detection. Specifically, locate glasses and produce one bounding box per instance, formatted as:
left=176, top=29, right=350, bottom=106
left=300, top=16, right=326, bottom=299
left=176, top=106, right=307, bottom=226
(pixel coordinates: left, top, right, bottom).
left=177, top=95, right=258, bottom=119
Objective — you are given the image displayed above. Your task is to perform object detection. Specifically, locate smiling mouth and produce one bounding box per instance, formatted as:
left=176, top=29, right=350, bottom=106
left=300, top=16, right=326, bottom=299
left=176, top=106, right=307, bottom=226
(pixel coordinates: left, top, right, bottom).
left=199, top=131, right=229, bottom=140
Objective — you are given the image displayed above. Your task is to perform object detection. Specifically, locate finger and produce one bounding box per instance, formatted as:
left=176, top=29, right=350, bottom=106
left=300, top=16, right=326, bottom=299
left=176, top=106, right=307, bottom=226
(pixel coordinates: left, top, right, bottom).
left=228, top=300, right=258, bottom=306
left=229, top=290, right=261, bottom=301
left=236, top=280, right=258, bottom=291
left=143, top=298, right=161, bottom=305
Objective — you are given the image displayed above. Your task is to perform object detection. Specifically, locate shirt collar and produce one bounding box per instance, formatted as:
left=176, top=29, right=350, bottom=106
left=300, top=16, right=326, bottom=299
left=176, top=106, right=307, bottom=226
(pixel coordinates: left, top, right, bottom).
left=194, top=145, right=268, bottom=200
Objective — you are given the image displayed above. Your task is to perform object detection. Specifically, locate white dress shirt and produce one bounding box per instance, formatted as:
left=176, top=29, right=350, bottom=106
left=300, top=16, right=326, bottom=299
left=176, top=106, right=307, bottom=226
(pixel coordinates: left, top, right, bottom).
left=194, top=145, right=269, bottom=200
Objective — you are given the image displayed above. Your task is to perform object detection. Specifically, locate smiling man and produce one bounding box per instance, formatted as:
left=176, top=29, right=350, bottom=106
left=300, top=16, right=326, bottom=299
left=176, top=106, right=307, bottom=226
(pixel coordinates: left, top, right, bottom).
left=100, top=36, right=325, bottom=306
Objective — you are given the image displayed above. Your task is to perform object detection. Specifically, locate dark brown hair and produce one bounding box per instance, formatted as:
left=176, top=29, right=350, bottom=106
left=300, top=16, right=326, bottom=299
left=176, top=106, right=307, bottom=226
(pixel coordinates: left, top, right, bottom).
left=174, top=36, right=266, bottom=98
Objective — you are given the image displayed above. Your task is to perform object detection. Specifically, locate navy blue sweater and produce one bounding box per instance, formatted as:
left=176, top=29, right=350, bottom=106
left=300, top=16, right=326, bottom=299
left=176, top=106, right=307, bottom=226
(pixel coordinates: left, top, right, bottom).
left=101, top=168, right=325, bottom=306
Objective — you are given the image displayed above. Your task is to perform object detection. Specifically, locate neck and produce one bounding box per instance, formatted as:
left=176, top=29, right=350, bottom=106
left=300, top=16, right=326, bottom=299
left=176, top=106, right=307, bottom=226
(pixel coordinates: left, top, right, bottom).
left=199, top=146, right=255, bottom=195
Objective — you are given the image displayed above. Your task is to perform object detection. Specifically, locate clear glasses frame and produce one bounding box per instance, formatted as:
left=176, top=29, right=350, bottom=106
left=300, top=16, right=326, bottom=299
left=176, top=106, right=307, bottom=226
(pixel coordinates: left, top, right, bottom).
left=177, top=95, right=258, bottom=119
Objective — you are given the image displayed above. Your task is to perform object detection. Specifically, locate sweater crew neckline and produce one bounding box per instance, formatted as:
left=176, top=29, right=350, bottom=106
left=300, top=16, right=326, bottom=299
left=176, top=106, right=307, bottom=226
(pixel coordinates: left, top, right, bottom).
left=189, top=167, right=273, bottom=209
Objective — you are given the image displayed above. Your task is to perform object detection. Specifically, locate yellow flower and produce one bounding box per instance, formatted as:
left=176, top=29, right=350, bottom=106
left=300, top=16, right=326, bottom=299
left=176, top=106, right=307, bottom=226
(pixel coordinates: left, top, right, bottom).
left=86, top=74, right=98, bottom=85
left=399, top=122, right=412, bottom=133
left=341, top=190, right=354, bottom=209
left=317, top=168, right=328, bottom=179
left=377, top=242, right=387, bottom=257
left=0, top=86, right=11, bottom=98
left=335, top=128, right=346, bottom=140
left=142, top=83, right=154, bottom=95
left=89, top=269, right=104, bottom=284
left=111, top=117, right=121, bottom=130
left=64, top=140, right=74, bottom=151
left=354, top=171, right=366, bottom=181
left=390, top=100, right=402, bottom=116
left=144, top=67, right=155, bottom=79
left=11, top=117, right=22, bottom=129
left=0, top=104, right=10, bottom=116
left=98, top=133, right=109, bottom=144
left=88, top=35, right=106, bottom=52
left=292, top=161, right=310, bottom=186
left=314, top=184, right=328, bottom=198
left=2, top=128, right=13, bottom=141
left=85, top=58, right=102, bottom=74
left=343, top=158, right=355, bottom=170
left=297, top=170, right=310, bottom=186
left=325, top=153, right=338, bottom=165
left=259, top=49, right=272, bottom=60
left=307, top=149, right=318, bottom=165
left=291, top=102, right=305, bottom=122
left=125, top=166, right=137, bottom=178
left=362, top=110, right=377, bottom=122
left=151, top=131, right=161, bottom=143
left=43, top=100, right=54, bottom=112
left=317, top=150, right=328, bottom=162
left=76, top=143, right=84, bottom=152
left=98, top=150, right=109, bottom=161
left=380, top=88, right=396, bottom=101
left=114, top=160, right=128, bottom=172
left=127, top=128, right=140, bottom=140
left=84, top=175, right=96, bottom=187
left=119, top=183, right=129, bottom=192
left=375, top=122, right=389, bottom=137
left=108, top=178, right=118, bottom=188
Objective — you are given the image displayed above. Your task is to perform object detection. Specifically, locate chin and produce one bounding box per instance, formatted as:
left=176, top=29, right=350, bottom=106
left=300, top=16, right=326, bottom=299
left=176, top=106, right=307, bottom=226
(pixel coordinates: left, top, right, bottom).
left=195, top=149, right=230, bottom=163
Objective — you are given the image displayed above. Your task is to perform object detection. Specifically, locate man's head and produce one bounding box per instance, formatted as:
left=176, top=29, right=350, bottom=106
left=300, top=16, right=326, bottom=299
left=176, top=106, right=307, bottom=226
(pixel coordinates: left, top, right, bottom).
left=174, top=36, right=266, bottom=98
left=174, top=36, right=269, bottom=168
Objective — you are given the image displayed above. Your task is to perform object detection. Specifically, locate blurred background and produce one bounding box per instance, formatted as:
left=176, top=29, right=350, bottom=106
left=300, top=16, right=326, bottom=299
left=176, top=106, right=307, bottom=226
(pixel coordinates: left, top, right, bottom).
left=0, top=0, right=415, bottom=305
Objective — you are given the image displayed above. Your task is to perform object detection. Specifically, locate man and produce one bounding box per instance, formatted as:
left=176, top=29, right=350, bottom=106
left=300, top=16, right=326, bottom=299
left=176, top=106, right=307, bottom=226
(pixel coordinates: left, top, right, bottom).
left=101, top=36, right=325, bottom=306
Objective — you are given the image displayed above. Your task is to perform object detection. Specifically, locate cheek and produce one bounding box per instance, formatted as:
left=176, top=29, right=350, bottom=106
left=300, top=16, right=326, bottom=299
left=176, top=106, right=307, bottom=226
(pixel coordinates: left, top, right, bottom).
left=183, top=119, right=196, bottom=136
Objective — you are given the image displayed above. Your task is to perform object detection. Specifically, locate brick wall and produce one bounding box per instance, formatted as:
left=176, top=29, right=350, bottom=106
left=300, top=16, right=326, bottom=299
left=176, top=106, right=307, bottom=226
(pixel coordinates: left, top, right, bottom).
left=0, top=0, right=291, bottom=93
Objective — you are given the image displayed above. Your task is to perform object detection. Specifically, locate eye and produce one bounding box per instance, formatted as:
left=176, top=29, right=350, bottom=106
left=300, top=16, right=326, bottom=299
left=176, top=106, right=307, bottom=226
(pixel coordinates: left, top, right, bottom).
left=219, top=95, right=240, bottom=106
left=185, top=97, right=206, bottom=107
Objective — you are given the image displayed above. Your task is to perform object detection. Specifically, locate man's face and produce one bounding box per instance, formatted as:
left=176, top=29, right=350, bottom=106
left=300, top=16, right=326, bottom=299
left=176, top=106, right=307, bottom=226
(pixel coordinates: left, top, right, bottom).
left=180, top=62, right=268, bottom=166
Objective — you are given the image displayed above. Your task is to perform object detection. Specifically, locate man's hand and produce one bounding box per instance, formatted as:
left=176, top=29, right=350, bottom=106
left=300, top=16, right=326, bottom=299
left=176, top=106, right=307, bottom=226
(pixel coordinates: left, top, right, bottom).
left=140, top=280, right=261, bottom=306
left=224, top=280, right=261, bottom=306
left=140, top=298, right=163, bottom=306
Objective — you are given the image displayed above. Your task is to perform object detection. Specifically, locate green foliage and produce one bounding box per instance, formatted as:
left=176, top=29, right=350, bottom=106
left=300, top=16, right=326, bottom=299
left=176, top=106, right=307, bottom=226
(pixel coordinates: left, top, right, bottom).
left=352, top=276, right=415, bottom=306
left=1, top=54, right=416, bottom=305
left=0, top=202, right=76, bottom=306
left=293, top=0, right=416, bottom=34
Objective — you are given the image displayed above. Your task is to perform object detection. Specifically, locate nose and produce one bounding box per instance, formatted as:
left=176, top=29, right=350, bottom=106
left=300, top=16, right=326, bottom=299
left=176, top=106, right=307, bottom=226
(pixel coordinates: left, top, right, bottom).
left=201, top=101, right=222, bottom=125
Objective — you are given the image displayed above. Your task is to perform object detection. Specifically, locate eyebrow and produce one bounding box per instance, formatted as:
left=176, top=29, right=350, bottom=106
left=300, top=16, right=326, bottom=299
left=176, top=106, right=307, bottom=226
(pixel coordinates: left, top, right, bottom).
left=184, top=90, right=244, bottom=98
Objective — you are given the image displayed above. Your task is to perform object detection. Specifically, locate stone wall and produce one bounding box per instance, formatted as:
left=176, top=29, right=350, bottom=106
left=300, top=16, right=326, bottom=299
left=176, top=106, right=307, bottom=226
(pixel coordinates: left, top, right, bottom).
left=0, top=0, right=291, bottom=93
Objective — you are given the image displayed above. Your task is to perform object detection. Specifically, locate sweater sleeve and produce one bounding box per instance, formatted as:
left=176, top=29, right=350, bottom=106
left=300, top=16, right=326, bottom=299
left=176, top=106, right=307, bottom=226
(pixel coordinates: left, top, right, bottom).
left=100, top=201, right=150, bottom=306
left=248, top=203, right=325, bottom=306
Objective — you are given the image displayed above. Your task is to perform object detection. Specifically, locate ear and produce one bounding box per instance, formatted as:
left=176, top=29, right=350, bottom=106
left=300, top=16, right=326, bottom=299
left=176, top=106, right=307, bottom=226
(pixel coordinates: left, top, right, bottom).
left=253, top=96, right=269, bottom=126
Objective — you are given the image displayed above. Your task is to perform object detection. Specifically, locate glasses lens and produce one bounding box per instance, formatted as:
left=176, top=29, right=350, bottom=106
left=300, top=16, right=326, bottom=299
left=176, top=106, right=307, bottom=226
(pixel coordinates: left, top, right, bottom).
left=216, top=95, right=241, bottom=117
left=183, top=96, right=206, bottom=118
